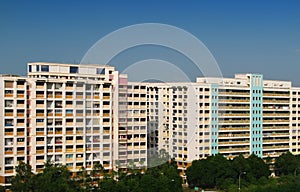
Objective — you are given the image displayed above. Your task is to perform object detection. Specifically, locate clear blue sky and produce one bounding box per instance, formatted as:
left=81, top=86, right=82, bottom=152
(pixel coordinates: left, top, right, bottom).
left=1, top=0, right=300, bottom=84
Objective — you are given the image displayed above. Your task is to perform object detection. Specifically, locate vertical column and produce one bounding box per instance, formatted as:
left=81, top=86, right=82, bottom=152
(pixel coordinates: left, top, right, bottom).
left=210, top=84, right=219, bottom=155
left=250, top=74, right=263, bottom=157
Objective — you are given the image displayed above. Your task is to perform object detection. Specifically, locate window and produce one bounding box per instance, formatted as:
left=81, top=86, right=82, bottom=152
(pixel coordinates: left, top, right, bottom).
left=97, top=68, right=105, bottom=74
left=41, top=65, right=49, bottom=72
left=36, top=65, right=40, bottom=72
left=70, top=66, right=78, bottom=73
left=29, top=65, right=32, bottom=72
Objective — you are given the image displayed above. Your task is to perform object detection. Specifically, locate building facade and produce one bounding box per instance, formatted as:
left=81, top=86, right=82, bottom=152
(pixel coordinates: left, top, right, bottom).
left=0, top=62, right=299, bottom=186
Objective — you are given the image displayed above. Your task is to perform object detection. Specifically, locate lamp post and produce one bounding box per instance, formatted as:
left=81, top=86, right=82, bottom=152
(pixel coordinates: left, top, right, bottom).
left=294, top=167, right=300, bottom=176
left=238, top=171, right=246, bottom=192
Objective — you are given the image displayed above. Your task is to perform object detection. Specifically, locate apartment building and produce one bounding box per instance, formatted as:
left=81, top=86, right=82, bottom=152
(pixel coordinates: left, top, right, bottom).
left=1, top=62, right=300, bottom=186
left=130, top=74, right=294, bottom=180
left=0, top=75, right=28, bottom=186
left=0, top=62, right=146, bottom=187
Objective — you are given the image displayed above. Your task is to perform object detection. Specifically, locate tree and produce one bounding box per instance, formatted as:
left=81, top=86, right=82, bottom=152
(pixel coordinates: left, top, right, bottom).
left=275, top=152, right=298, bottom=176
left=33, top=161, right=80, bottom=192
left=11, top=161, right=34, bottom=192
left=247, top=154, right=270, bottom=181
left=77, top=166, right=92, bottom=191
left=186, top=154, right=233, bottom=189
left=0, top=185, right=6, bottom=192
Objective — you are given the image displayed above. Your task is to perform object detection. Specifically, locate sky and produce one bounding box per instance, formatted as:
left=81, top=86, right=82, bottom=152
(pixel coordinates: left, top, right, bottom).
left=0, top=0, right=300, bottom=84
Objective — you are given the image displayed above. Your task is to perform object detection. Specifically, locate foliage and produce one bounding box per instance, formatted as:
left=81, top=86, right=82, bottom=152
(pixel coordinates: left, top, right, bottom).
left=10, top=161, right=34, bottom=192
left=10, top=160, right=182, bottom=192
left=274, top=151, right=300, bottom=176
left=186, top=153, right=270, bottom=191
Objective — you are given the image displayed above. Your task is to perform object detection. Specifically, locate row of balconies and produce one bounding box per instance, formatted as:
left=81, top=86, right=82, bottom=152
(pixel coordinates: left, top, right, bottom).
left=219, top=127, right=250, bottom=131
left=263, top=93, right=290, bottom=97
left=4, top=148, right=25, bottom=155
left=263, top=126, right=289, bottom=130
left=221, top=113, right=250, bottom=117
left=263, top=139, right=289, bottom=144
left=4, top=93, right=25, bottom=98
left=219, top=91, right=250, bottom=96
left=263, top=145, right=289, bottom=150
left=219, top=99, right=250, bottom=103
left=219, top=133, right=250, bottom=138
left=4, top=112, right=25, bottom=117
left=263, top=119, right=289, bottom=123
left=36, top=84, right=111, bottom=91
left=263, top=113, right=290, bottom=117
left=4, top=131, right=25, bottom=137
left=219, top=106, right=250, bottom=109
left=219, top=120, right=250, bottom=124
left=263, top=99, right=290, bottom=103
left=219, top=147, right=250, bottom=152
left=218, top=140, right=249, bottom=145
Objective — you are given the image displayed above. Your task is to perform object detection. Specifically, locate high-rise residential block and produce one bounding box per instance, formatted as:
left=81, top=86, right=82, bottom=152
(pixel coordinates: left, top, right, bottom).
left=0, top=62, right=299, bottom=186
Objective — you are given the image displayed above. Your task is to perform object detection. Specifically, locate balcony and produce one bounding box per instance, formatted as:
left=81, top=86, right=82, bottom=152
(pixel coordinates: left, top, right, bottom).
left=66, top=122, right=74, bottom=126
left=66, top=86, right=73, bottom=90
left=17, top=94, right=25, bottom=98
left=36, top=141, right=45, bottom=145
left=55, top=113, right=62, bottom=117
left=5, top=170, right=14, bottom=174
left=219, top=147, right=250, bottom=152
left=66, top=148, right=74, bottom=153
left=66, top=113, right=73, bottom=117
left=103, top=113, right=110, bottom=117
left=55, top=149, right=63, bottom=153
left=66, top=95, right=73, bottom=99
left=263, top=145, right=289, bottom=150
left=47, top=149, right=54, bottom=153
left=219, top=141, right=249, bottom=145
left=17, top=113, right=25, bottom=117
left=5, top=132, right=14, bottom=136
left=17, top=104, right=25, bottom=108
left=36, top=113, right=44, bottom=117
left=219, top=92, right=249, bottom=96
left=5, top=112, right=13, bottom=117
left=55, top=94, right=63, bottom=99
left=263, top=99, right=290, bottom=104
left=76, top=113, right=84, bottom=117
left=103, top=96, right=110, bottom=100
left=263, top=139, right=289, bottom=144
left=76, top=157, right=84, bottom=161
left=103, top=122, right=110, bottom=126
left=263, top=93, right=290, bottom=97
left=219, top=99, right=250, bottom=103
left=17, top=84, right=25, bottom=89
left=36, top=149, right=44, bottom=154
left=17, top=150, right=25, bottom=155
left=5, top=150, right=13, bottom=155
left=66, top=131, right=73, bottom=135
left=5, top=93, right=13, bottom=97
left=36, top=131, right=44, bottom=136
left=66, top=139, right=74, bottom=144
left=221, top=113, right=250, bottom=117
left=36, top=94, right=44, bottom=99
left=263, top=119, right=289, bottom=123
left=264, top=112, right=290, bottom=117
left=17, top=132, right=25, bottom=136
